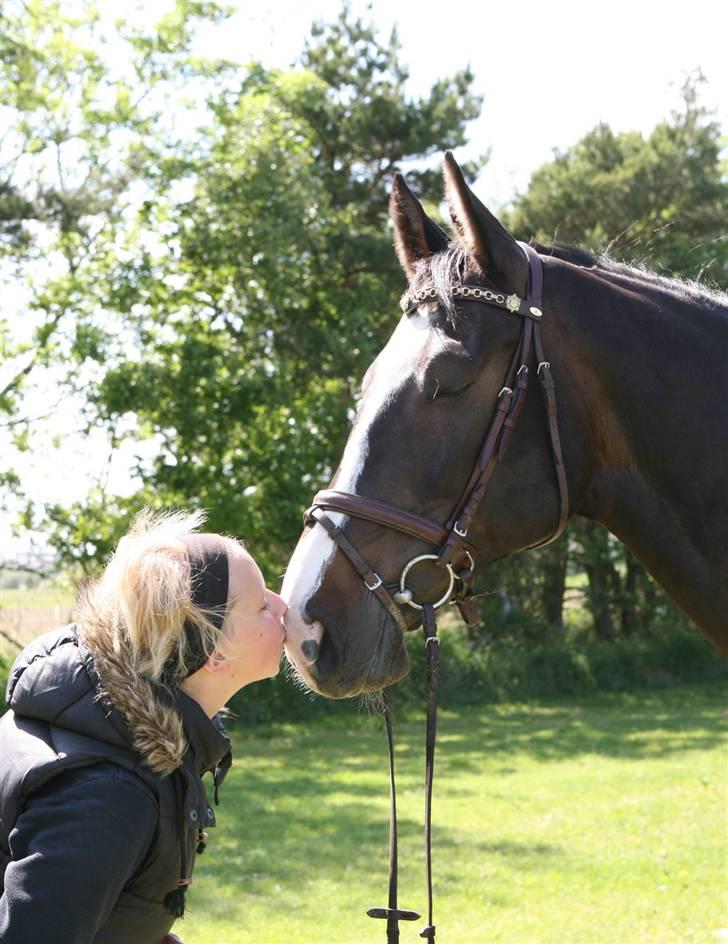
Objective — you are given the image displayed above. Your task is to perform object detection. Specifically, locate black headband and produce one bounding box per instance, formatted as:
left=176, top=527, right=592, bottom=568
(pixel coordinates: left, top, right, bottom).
left=162, top=533, right=230, bottom=685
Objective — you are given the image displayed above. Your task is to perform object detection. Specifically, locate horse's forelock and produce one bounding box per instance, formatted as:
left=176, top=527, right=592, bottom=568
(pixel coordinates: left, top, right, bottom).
left=410, top=242, right=473, bottom=323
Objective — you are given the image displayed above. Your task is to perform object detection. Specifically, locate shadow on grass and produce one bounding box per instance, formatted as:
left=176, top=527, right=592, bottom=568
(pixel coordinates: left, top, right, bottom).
left=390, top=678, right=728, bottom=768
left=192, top=720, right=565, bottom=910
left=187, top=681, right=726, bottom=934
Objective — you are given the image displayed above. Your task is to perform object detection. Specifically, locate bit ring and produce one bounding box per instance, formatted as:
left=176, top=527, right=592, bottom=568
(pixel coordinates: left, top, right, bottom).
left=397, top=554, right=455, bottom=610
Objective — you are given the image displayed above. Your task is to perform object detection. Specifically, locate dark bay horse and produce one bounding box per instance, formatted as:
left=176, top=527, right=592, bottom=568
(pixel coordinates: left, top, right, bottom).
left=283, top=151, right=728, bottom=698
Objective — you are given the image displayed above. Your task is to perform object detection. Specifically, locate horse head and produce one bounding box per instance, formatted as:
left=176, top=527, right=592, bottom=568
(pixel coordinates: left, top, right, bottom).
left=283, top=153, right=590, bottom=697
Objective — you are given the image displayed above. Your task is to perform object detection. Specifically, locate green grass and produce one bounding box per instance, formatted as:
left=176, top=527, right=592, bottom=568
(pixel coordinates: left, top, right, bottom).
left=0, top=581, right=74, bottom=609
left=181, top=682, right=727, bottom=944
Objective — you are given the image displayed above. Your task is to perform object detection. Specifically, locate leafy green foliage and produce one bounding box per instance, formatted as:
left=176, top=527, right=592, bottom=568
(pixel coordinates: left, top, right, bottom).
left=498, top=72, right=728, bottom=642
left=3, top=7, right=726, bottom=653
left=0, top=0, right=234, bottom=528
left=58, top=10, right=484, bottom=580
left=507, top=72, right=728, bottom=287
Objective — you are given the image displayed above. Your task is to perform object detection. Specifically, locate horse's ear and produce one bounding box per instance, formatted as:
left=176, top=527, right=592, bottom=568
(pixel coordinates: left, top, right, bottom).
left=443, top=151, right=528, bottom=295
left=389, top=172, right=449, bottom=281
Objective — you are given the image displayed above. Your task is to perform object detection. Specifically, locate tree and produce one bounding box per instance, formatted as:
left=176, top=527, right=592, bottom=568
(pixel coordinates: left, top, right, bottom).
left=507, top=72, right=728, bottom=287
left=9, top=9, right=483, bottom=580
left=502, top=73, right=728, bottom=637
left=0, top=0, right=236, bottom=566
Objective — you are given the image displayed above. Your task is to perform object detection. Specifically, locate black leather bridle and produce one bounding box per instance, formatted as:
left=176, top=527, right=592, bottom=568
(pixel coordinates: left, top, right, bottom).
left=302, top=243, right=569, bottom=942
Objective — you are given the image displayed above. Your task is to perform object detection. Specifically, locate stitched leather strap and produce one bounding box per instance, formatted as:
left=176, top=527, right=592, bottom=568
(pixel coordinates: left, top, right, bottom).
left=307, top=244, right=569, bottom=610
left=306, top=507, right=408, bottom=634
left=532, top=322, right=570, bottom=544
left=420, top=604, right=439, bottom=943
left=368, top=612, right=441, bottom=944
left=367, top=692, right=421, bottom=942
left=305, top=243, right=569, bottom=944
left=312, top=490, right=453, bottom=550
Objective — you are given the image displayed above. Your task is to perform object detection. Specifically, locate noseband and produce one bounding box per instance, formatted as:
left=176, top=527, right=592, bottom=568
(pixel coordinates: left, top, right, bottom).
left=303, top=243, right=569, bottom=943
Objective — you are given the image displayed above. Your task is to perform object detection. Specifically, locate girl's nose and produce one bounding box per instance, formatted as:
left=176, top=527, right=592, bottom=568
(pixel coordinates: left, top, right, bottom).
left=273, top=591, right=288, bottom=619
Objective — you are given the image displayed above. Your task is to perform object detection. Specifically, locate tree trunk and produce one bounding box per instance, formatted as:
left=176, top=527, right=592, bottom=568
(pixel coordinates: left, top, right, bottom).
left=580, top=521, right=617, bottom=640
left=619, top=554, right=641, bottom=635
left=539, top=538, right=568, bottom=630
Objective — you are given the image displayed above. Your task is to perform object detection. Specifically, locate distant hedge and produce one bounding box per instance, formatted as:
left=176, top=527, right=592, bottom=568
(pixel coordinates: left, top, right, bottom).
left=224, top=621, right=727, bottom=726
left=2, top=623, right=724, bottom=726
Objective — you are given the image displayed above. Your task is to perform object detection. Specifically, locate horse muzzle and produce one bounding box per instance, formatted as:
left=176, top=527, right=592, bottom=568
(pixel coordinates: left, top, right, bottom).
left=284, top=600, right=410, bottom=698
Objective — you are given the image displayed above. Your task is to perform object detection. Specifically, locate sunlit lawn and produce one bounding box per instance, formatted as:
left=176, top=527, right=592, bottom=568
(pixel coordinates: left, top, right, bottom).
left=0, top=580, right=75, bottom=647
left=181, top=682, right=727, bottom=944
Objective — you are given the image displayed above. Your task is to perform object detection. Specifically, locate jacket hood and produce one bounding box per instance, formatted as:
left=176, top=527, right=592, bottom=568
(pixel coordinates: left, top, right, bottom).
left=6, top=625, right=225, bottom=777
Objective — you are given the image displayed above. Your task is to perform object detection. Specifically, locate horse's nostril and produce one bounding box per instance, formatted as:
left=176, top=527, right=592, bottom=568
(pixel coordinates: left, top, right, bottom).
left=301, top=639, right=319, bottom=663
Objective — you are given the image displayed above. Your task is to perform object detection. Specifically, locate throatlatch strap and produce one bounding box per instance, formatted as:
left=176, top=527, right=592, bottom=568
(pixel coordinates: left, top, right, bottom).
left=533, top=323, right=570, bottom=542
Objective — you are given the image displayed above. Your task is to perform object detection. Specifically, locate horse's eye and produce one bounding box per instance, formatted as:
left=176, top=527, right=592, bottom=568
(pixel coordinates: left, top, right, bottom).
left=431, top=380, right=474, bottom=401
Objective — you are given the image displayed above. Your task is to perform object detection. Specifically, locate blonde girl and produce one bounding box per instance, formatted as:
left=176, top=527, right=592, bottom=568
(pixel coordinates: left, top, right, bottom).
left=0, top=509, right=287, bottom=944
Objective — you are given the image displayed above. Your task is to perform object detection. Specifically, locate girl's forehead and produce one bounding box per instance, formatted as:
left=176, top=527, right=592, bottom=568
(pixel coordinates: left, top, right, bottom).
left=228, top=546, right=263, bottom=602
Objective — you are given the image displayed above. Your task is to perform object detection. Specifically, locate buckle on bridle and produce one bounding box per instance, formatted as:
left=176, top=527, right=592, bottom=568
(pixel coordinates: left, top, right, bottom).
left=453, top=519, right=468, bottom=538
left=364, top=573, right=383, bottom=591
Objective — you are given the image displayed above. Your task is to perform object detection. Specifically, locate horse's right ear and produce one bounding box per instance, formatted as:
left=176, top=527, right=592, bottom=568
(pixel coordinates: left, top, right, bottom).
left=443, top=151, right=528, bottom=296
left=389, top=173, right=449, bottom=281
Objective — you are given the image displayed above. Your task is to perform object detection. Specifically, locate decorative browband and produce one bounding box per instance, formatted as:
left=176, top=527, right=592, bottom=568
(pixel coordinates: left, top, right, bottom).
left=400, top=284, right=542, bottom=320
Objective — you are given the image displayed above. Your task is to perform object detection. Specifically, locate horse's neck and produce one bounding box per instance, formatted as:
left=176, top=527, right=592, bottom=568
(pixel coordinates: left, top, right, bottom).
left=555, top=263, right=728, bottom=648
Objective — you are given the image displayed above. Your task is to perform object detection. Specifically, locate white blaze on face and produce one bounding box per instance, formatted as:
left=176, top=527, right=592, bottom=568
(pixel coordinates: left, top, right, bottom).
left=282, top=310, right=432, bottom=672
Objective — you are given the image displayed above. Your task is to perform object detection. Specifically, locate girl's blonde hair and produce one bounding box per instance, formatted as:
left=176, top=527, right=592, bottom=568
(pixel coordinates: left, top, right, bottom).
left=77, top=507, right=238, bottom=683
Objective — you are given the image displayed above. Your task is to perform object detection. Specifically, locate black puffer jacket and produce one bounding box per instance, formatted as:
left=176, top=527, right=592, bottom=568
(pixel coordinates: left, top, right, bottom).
left=0, top=625, right=232, bottom=944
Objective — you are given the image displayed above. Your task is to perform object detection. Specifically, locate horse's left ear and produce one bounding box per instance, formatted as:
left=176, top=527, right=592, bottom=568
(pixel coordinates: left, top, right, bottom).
left=443, top=151, right=528, bottom=296
left=389, top=172, right=449, bottom=281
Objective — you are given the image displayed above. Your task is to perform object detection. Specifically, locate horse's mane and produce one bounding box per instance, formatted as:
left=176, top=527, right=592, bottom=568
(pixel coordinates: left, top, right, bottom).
left=533, top=242, right=728, bottom=309
left=414, top=239, right=727, bottom=321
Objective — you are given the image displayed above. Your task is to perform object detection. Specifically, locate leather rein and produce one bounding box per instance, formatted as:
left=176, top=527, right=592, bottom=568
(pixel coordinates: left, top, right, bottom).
left=303, top=243, right=569, bottom=942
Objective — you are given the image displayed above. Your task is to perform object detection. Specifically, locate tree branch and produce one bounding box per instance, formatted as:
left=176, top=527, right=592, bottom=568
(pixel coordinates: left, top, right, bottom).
left=0, top=353, right=36, bottom=400
left=0, top=627, right=24, bottom=651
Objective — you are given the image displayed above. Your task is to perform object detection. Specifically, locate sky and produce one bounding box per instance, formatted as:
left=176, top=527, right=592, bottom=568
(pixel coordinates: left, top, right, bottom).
left=2, top=0, right=727, bottom=556
left=204, top=0, right=728, bottom=205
